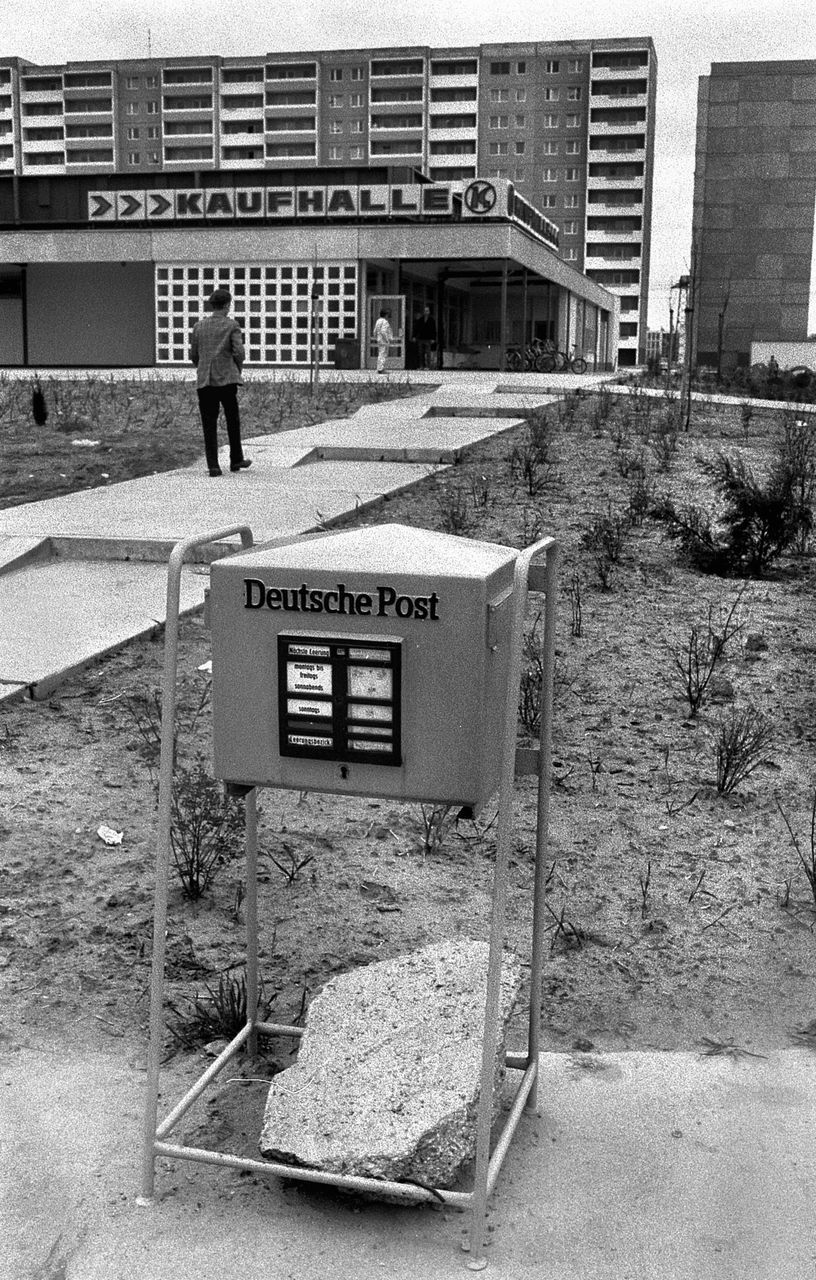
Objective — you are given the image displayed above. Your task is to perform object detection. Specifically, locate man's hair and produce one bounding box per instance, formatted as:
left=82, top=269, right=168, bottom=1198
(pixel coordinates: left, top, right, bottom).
left=209, top=288, right=232, bottom=310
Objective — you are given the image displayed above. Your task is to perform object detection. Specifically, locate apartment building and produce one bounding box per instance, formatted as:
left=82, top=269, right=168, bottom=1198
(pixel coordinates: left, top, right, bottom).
left=0, top=37, right=654, bottom=363
left=691, top=60, right=816, bottom=370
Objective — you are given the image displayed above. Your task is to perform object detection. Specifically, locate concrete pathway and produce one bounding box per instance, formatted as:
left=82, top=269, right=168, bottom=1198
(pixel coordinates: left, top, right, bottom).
left=2, top=1041, right=814, bottom=1279
left=0, top=376, right=567, bottom=701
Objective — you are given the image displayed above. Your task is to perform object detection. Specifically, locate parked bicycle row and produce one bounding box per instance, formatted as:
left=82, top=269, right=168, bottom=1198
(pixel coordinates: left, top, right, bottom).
left=503, top=338, right=588, bottom=375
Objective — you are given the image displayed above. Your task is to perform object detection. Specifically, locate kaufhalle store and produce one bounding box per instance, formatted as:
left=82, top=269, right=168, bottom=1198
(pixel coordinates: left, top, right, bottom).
left=0, top=167, right=618, bottom=372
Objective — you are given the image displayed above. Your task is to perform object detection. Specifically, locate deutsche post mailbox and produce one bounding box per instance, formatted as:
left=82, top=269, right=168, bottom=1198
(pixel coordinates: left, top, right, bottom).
left=210, top=523, right=518, bottom=808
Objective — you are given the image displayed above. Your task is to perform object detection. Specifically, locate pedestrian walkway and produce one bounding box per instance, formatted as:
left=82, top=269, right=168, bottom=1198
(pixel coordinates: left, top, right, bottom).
left=0, top=374, right=582, bottom=701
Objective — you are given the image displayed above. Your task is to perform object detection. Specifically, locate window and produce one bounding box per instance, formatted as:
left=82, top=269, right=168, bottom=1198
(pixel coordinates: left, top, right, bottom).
left=489, top=115, right=508, bottom=128
left=490, top=61, right=510, bottom=75
left=489, top=88, right=508, bottom=103
left=350, top=144, right=364, bottom=158
left=146, top=101, right=158, bottom=114
left=565, top=167, right=580, bottom=181
left=566, top=113, right=581, bottom=127
left=541, top=194, right=556, bottom=207
left=350, top=66, right=363, bottom=80
left=515, top=114, right=526, bottom=127
left=147, top=126, right=159, bottom=138
left=430, top=58, right=478, bottom=75
left=567, top=87, right=582, bottom=100
left=514, top=140, right=525, bottom=154
left=514, top=166, right=525, bottom=181
left=127, top=127, right=140, bottom=140
left=568, top=59, right=583, bottom=73
left=350, top=93, right=363, bottom=107
left=127, top=151, right=140, bottom=163
left=329, top=121, right=342, bottom=134
left=542, top=113, right=559, bottom=128
left=350, top=119, right=363, bottom=133
left=542, top=168, right=557, bottom=182
left=371, top=113, right=422, bottom=129
left=564, top=193, right=579, bottom=207
left=564, top=220, right=577, bottom=234
left=370, top=58, right=424, bottom=76
left=329, top=68, right=343, bottom=81
left=566, top=140, right=580, bottom=154
left=163, top=96, right=212, bottom=111
left=126, top=102, right=138, bottom=115
left=515, top=88, right=526, bottom=102
left=266, top=62, right=316, bottom=79
left=488, top=141, right=508, bottom=156
left=517, top=61, right=526, bottom=74
left=563, top=248, right=578, bottom=261
left=543, top=88, right=559, bottom=101
left=489, top=168, right=507, bottom=178
left=148, top=150, right=159, bottom=163
left=163, top=67, right=213, bottom=84
left=542, top=141, right=558, bottom=154
left=145, top=75, right=158, bottom=88
left=544, top=60, right=560, bottom=73
left=126, top=76, right=140, bottom=89
left=328, top=144, right=343, bottom=159
left=328, top=94, right=343, bottom=108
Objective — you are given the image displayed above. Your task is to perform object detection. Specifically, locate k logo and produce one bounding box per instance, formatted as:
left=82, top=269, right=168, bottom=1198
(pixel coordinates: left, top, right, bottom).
left=464, top=180, right=497, bottom=214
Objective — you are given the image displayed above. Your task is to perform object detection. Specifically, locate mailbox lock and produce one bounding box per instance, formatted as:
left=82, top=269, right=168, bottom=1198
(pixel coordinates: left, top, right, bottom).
left=340, top=765, right=349, bottom=780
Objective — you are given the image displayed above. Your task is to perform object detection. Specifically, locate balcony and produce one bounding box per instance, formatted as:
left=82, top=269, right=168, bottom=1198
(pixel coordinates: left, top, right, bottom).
left=221, top=126, right=265, bottom=145
left=586, top=252, right=641, bottom=271
left=590, top=91, right=647, bottom=109
left=20, top=87, right=62, bottom=102
left=22, top=111, right=66, bottom=129
left=587, top=172, right=645, bottom=189
left=220, top=104, right=265, bottom=122
left=22, top=136, right=64, bottom=153
left=218, top=79, right=264, bottom=96
left=588, top=119, right=646, bottom=136
left=589, top=62, right=650, bottom=80
left=428, top=74, right=479, bottom=91
left=588, top=146, right=646, bottom=165
left=587, top=201, right=643, bottom=217
left=427, top=126, right=478, bottom=142
left=586, top=226, right=642, bottom=243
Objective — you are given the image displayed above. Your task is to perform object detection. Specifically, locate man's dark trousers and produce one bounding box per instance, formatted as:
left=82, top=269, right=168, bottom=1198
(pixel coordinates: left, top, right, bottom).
left=197, top=384, right=242, bottom=470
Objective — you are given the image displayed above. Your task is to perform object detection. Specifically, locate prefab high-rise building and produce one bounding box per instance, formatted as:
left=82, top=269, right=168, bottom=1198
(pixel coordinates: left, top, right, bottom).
left=0, top=37, right=656, bottom=366
left=691, top=59, right=816, bottom=370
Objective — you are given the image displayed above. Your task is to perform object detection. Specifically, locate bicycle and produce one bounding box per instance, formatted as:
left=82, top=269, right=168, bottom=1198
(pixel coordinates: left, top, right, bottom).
left=539, top=346, right=588, bottom=375
left=504, top=338, right=552, bottom=372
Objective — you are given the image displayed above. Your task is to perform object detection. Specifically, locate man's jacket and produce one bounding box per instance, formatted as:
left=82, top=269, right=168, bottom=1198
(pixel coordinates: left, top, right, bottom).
left=190, top=312, right=245, bottom=388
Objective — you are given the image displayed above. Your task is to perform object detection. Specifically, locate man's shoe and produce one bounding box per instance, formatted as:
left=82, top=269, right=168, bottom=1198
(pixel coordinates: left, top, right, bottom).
left=230, top=458, right=252, bottom=472
left=208, top=467, right=223, bottom=477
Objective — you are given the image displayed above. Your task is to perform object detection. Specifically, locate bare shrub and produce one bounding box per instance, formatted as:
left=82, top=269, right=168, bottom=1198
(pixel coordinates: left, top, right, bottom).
left=775, top=787, right=816, bottom=909
left=581, top=503, right=629, bottom=590
left=433, top=482, right=474, bottom=535
left=170, top=763, right=245, bottom=899
left=671, top=587, right=746, bottom=717
left=713, top=705, right=774, bottom=795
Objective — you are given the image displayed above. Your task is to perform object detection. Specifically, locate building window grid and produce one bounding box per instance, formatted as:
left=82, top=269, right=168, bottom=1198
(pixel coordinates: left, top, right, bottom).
left=155, top=262, right=358, bottom=365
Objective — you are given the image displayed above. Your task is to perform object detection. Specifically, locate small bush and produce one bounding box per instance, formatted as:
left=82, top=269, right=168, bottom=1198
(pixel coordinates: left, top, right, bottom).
left=510, top=419, right=556, bottom=496
left=433, top=482, right=474, bottom=535
left=581, top=503, right=629, bottom=590
left=775, top=788, right=816, bottom=910
left=713, top=705, right=773, bottom=795
left=518, top=613, right=545, bottom=735
left=166, top=966, right=274, bottom=1053
left=699, top=450, right=808, bottom=576
left=171, top=762, right=245, bottom=899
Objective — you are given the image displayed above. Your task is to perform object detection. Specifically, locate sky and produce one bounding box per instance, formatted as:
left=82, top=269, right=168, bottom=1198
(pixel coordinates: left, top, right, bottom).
left=6, top=0, right=816, bottom=329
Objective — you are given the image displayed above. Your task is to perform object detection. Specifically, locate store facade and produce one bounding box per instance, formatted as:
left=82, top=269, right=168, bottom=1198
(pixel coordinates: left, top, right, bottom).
left=0, top=168, right=618, bottom=370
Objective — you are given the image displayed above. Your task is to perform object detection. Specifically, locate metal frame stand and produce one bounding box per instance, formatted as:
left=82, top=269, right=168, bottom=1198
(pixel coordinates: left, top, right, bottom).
left=140, top=532, right=560, bottom=1273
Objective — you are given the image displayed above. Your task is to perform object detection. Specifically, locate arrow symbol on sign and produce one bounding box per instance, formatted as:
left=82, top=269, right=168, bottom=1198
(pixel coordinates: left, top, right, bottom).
left=148, top=193, right=172, bottom=217
left=90, top=194, right=113, bottom=218
left=120, top=193, right=142, bottom=217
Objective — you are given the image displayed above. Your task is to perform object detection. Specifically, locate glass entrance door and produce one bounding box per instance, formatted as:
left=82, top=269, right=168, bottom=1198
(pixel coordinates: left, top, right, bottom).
left=367, top=294, right=405, bottom=370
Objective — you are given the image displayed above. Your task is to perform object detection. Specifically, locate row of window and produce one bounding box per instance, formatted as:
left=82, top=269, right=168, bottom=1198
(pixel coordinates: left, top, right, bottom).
left=489, top=58, right=583, bottom=74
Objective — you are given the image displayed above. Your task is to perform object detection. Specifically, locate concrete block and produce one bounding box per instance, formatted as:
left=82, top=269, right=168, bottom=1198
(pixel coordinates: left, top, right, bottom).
left=259, top=939, right=523, bottom=1189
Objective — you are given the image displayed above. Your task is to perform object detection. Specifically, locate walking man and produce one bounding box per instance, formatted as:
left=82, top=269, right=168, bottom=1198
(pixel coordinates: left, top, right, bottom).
left=190, top=288, right=252, bottom=477
left=372, top=309, right=394, bottom=374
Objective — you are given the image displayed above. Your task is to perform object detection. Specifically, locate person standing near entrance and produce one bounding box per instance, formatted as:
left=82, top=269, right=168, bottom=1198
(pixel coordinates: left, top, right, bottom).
left=373, top=309, right=394, bottom=374
left=190, top=288, right=252, bottom=477
left=413, top=305, right=437, bottom=370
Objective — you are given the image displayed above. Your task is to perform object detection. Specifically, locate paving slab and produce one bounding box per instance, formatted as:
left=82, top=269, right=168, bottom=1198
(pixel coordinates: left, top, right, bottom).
left=0, top=558, right=207, bottom=695
left=0, top=460, right=440, bottom=548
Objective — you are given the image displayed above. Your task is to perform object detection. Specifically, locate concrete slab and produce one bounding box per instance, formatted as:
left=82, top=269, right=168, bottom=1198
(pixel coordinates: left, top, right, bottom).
left=0, top=558, right=207, bottom=694
left=0, top=534, right=51, bottom=576
left=0, top=681, right=28, bottom=704
left=2, top=1046, right=815, bottom=1280
left=0, top=460, right=440, bottom=548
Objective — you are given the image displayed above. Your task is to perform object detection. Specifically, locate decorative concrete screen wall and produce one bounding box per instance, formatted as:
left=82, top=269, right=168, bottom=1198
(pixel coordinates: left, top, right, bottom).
left=155, top=262, right=359, bottom=365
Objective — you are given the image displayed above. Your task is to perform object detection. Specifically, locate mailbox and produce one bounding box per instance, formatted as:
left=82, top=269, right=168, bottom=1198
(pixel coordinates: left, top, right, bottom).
left=210, top=523, right=518, bottom=808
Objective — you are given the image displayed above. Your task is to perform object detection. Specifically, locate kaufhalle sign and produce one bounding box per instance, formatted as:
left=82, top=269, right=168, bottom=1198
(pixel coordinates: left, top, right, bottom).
left=87, top=183, right=461, bottom=222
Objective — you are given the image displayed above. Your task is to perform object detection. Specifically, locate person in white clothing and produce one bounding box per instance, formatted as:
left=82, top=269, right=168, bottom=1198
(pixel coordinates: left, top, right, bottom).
left=372, top=309, right=394, bottom=374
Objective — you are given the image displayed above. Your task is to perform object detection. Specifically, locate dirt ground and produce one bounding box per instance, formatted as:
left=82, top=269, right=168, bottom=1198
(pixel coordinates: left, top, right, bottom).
left=1, top=379, right=815, bottom=1083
